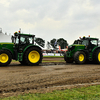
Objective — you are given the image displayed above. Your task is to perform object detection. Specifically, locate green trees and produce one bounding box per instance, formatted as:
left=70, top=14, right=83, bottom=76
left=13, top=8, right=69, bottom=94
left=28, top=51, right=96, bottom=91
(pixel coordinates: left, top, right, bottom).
left=57, top=38, right=68, bottom=49
left=50, top=38, right=57, bottom=49
left=50, top=38, right=68, bottom=49
left=35, top=38, right=45, bottom=48
left=34, top=37, right=68, bottom=49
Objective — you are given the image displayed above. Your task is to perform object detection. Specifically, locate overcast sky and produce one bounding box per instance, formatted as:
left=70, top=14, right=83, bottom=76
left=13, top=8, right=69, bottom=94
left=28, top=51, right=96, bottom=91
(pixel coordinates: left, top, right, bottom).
left=0, top=0, right=100, bottom=44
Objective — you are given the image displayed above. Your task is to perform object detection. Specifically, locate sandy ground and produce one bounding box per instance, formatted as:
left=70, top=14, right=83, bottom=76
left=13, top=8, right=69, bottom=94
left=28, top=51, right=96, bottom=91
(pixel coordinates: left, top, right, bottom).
left=0, top=58, right=100, bottom=97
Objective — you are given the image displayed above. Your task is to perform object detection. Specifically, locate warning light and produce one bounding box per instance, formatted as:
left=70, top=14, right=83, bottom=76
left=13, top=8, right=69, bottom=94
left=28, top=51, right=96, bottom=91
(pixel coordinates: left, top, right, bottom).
left=14, top=32, right=17, bottom=34
left=89, top=35, right=90, bottom=37
left=18, top=30, right=20, bottom=33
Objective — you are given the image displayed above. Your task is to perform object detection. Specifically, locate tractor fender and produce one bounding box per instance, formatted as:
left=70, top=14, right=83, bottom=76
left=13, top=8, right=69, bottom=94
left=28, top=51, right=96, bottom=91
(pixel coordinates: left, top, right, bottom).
left=23, top=45, right=42, bottom=54
left=22, top=45, right=42, bottom=60
left=0, top=48, right=13, bottom=58
left=73, top=49, right=88, bottom=58
left=92, top=47, right=100, bottom=55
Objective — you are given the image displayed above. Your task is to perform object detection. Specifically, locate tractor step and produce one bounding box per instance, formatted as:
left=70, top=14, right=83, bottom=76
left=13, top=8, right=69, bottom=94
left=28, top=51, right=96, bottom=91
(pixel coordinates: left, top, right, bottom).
left=18, top=53, right=23, bottom=61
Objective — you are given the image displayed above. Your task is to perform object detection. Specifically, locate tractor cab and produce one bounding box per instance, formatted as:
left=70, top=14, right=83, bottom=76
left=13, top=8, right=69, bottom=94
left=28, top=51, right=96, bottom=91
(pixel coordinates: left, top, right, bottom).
left=12, top=31, right=35, bottom=45
left=12, top=31, right=35, bottom=53
left=73, top=36, right=99, bottom=51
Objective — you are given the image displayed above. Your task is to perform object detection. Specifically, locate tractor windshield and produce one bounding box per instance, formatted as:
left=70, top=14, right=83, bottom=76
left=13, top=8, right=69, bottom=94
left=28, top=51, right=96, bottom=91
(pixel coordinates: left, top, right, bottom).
left=82, top=39, right=98, bottom=46
left=73, top=39, right=98, bottom=46
left=82, top=40, right=89, bottom=46
left=73, top=40, right=82, bottom=44
left=12, top=35, right=34, bottom=44
left=19, top=36, right=33, bottom=44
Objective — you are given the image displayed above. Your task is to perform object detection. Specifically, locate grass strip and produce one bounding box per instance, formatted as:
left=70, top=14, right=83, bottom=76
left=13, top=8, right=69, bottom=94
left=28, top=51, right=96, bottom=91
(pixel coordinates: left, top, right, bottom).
left=1, top=85, right=100, bottom=100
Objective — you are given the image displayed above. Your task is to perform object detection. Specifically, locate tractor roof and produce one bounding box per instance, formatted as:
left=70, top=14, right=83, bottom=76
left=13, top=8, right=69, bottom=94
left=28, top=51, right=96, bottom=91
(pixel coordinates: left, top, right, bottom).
left=14, top=32, right=35, bottom=37
left=80, top=36, right=98, bottom=40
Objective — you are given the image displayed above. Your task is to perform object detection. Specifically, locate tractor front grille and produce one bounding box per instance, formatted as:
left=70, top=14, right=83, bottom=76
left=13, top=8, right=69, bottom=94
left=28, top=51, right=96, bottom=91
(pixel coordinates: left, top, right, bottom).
left=68, top=46, right=75, bottom=51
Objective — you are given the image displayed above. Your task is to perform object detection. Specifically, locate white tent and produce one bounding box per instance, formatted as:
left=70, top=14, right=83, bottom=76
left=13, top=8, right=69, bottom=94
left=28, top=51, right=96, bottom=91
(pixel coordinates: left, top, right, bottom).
left=0, top=28, right=11, bottom=42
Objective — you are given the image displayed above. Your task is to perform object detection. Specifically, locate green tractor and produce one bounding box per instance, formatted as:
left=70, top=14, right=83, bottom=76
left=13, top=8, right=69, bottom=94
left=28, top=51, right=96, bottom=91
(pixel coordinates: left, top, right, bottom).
left=0, top=31, right=42, bottom=66
left=64, top=36, right=100, bottom=64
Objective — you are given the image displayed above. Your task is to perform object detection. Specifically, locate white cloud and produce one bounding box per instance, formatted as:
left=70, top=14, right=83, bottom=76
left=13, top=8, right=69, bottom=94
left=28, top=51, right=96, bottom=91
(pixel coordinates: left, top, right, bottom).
left=0, top=0, right=100, bottom=44
left=0, top=0, right=10, bottom=7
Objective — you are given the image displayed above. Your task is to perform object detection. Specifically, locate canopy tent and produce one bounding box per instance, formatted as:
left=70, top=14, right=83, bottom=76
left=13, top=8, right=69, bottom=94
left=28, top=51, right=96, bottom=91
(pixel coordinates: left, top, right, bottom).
left=0, top=28, right=11, bottom=42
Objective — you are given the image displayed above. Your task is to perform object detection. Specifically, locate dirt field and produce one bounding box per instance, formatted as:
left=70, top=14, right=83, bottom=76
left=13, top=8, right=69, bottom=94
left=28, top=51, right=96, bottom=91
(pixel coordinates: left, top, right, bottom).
left=0, top=58, right=100, bottom=97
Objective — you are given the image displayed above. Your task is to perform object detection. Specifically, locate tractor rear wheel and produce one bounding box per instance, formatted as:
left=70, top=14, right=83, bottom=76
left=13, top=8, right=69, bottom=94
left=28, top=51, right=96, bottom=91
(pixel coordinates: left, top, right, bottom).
left=64, top=53, right=73, bottom=63
left=74, top=51, right=86, bottom=64
left=0, top=50, right=12, bottom=66
left=24, top=47, right=42, bottom=66
left=93, top=49, right=100, bottom=64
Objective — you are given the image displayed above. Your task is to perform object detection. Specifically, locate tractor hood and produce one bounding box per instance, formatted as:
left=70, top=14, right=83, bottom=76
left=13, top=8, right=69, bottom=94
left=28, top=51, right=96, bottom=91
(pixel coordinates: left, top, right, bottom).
left=0, top=42, right=14, bottom=50
left=68, top=44, right=85, bottom=47
left=68, top=44, right=85, bottom=51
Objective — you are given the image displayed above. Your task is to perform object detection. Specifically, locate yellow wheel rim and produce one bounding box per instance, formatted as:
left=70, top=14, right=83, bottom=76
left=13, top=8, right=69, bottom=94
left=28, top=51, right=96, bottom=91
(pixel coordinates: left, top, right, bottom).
left=98, top=52, right=100, bottom=62
left=0, top=53, right=9, bottom=63
left=79, top=54, right=84, bottom=62
left=28, top=51, right=40, bottom=63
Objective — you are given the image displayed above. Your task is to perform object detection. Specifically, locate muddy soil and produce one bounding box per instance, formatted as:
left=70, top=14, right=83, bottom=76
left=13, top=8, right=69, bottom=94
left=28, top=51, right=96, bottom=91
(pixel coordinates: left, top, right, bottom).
left=0, top=61, right=100, bottom=97
left=43, top=57, right=64, bottom=61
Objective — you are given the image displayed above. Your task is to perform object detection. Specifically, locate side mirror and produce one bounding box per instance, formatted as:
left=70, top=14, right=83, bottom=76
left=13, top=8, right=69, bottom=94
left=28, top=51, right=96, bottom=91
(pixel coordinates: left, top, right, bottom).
left=18, top=36, right=20, bottom=39
left=11, top=36, right=14, bottom=43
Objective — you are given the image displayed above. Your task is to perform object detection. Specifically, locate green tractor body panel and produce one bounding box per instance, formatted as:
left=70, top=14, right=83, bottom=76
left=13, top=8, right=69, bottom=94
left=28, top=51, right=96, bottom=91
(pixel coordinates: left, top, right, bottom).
left=66, top=44, right=85, bottom=58
left=64, top=36, right=100, bottom=64
left=0, top=43, right=14, bottom=55
left=23, top=44, right=42, bottom=53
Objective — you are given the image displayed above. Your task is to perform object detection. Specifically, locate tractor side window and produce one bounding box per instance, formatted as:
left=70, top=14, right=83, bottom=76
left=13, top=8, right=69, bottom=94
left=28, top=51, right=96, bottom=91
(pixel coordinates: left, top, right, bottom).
left=20, top=36, right=32, bottom=44
left=98, top=40, right=100, bottom=46
left=29, top=37, right=33, bottom=44
left=82, top=40, right=89, bottom=46
left=16, top=37, right=19, bottom=44
left=90, top=40, right=98, bottom=46
left=20, top=37, right=26, bottom=44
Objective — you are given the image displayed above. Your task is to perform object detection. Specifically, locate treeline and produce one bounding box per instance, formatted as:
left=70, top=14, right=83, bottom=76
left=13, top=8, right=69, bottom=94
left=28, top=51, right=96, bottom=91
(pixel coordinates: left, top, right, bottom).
left=35, top=37, right=68, bottom=49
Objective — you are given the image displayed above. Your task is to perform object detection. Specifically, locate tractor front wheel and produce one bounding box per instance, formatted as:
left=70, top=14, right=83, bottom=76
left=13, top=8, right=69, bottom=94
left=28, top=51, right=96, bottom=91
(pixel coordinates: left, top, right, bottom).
left=64, top=53, right=73, bottom=63
left=93, top=49, right=100, bottom=64
left=0, top=50, right=12, bottom=66
left=24, top=47, right=42, bottom=66
left=74, top=51, right=86, bottom=64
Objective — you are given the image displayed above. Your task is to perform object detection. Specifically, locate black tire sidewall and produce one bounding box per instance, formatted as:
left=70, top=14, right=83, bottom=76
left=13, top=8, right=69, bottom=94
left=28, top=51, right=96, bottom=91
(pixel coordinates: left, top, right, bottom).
left=64, top=52, right=73, bottom=63
left=24, top=47, right=42, bottom=65
left=0, top=50, right=12, bottom=66
left=74, top=51, right=86, bottom=64
left=64, top=53, right=67, bottom=61
left=93, top=49, right=100, bottom=64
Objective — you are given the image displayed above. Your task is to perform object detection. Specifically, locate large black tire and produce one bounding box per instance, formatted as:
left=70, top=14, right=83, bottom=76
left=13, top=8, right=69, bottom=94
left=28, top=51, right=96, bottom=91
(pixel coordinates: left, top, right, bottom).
left=19, top=60, right=27, bottom=65
left=93, top=49, right=100, bottom=64
left=74, top=51, right=86, bottom=64
left=64, top=53, right=73, bottom=63
left=24, top=47, right=42, bottom=66
left=0, top=50, right=12, bottom=66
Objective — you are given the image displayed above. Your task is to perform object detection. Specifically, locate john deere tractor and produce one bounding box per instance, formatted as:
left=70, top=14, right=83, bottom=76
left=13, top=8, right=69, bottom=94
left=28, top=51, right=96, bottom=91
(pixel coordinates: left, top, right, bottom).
left=0, top=31, right=42, bottom=66
left=64, top=36, right=100, bottom=64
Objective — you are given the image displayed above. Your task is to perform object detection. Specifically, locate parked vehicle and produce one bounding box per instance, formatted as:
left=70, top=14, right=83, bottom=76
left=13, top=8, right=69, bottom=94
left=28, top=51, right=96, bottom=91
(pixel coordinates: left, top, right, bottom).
left=0, top=31, right=42, bottom=66
left=64, top=36, right=100, bottom=64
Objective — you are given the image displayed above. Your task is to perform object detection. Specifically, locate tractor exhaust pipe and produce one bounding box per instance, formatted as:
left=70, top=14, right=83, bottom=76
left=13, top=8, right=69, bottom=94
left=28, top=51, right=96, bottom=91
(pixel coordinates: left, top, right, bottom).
left=0, top=28, right=2, bottom=33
